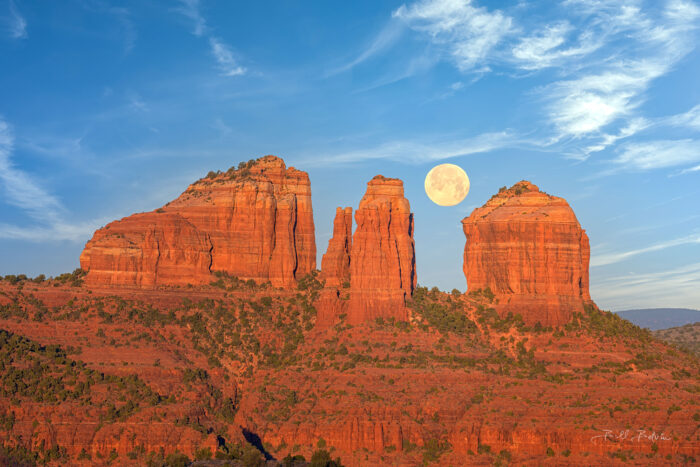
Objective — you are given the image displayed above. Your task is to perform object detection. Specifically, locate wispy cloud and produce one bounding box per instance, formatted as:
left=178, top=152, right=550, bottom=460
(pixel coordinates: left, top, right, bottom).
left=0, top=119, right=62, bottom=223
left=349, top=0, right=700, bottom=164
left=176, top=0, right=246, bottom=77
left=544, top=0, right=700, bottom=141
left=666, top=103, right=700, bottom=130
left=0, top=118, right=100, bottom=242
left=127, top=91, right=149, bottom=112
left=0, top=220, right=107, bottom=242
left=613, top=139, right=700, bottom=170
left=592, top=261, right=700, bottom=310
left=209, top=37, right=246, bottom=76
left=353, top=52, right=439, bottom=93
left=5, top=0, right=27, bottom=39
left=328, top=20, right=405, bottom=76
left=299, top=131, right=517, bottom=166
left=393, top=0, right=514, bottom=73
left=591, top=233, right=700, bottom=267
left=680, top=164, right=700, bottom=174
left=109, top=6, right=136, bottom=53
left=582, top=118, right=650, bottom=155
left=176, top=0, right=206, bottom=36
left=512, top=22, right=601, bottom=71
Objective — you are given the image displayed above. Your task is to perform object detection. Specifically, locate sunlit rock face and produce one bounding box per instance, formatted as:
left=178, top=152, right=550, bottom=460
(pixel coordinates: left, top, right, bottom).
left=462, top=181, right=592, bottom=326
left=79, top=212, right=213, bottom=287
left=318, top=176, right=417, bottom=326
left=347, top=176, right=416, bottom=324
left=81, top=155, right=316, bottom=288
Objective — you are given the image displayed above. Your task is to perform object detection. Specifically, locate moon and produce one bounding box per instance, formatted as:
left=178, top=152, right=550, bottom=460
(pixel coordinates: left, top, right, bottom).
left=424, top=163, right=470, bottom=206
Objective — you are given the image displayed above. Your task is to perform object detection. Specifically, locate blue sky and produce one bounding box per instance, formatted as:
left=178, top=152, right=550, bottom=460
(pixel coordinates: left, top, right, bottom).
left=1, top=0, right=699, bottom=311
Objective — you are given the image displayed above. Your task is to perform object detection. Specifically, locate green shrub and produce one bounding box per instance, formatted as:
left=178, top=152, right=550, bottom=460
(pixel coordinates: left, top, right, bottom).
left=309, top=448, right=343, bottom=467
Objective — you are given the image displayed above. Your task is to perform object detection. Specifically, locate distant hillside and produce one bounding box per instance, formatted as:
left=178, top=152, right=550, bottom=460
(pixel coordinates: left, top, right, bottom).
left=654, top=322, right=700, bottom=357
left=616, top=308, right=700, bottom=330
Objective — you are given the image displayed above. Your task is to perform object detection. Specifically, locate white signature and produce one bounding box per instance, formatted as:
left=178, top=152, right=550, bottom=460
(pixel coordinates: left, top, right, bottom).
left=591, top=429, right=672, bottom=444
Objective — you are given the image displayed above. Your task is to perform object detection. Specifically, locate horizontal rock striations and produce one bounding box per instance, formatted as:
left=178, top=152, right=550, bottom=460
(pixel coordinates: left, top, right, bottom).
left=81, top=155, right=316, bottom=288
left=79, top=212, right=213, bottom=287
left=462, top=181, right=591, bottom=326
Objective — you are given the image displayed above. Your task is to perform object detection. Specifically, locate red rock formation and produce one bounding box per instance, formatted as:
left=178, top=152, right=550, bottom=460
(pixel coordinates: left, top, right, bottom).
left=79, top=212, right=212, bottom=287
left=321, top=207, right=353, bottom=288
left=462, top=181, right=591, bottom=326
left=2, top=281, right=699, bottom=466
left=347, top=176, right=416, bottom=324
left=81, top=156, right=316, bottom=288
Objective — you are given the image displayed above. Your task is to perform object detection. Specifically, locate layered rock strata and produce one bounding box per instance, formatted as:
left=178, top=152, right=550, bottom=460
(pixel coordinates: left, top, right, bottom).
left=462, top=181, right=591, bottom=326
left=320, top=176, right=416, bottom=325
left=81, top=156, right=316, bottom=288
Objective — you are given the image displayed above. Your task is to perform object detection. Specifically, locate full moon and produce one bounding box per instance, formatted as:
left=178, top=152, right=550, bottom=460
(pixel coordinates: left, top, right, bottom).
left=424, top=163, right=470, bottom=206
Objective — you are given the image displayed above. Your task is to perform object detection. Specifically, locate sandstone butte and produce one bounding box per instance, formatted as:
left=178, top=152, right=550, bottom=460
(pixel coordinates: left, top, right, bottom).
left=80, top=155, right=316, bottom=288
left=462, top=181, right=592, bottom=327
left=320, top=175, right=417, bottom=325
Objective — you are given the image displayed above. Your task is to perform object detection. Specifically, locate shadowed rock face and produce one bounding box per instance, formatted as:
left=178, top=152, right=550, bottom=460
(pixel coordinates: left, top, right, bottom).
left=81, top=155, right=316, bottom=287
left=321, top=207, right=353, bottom=288
left=462, top=181, right=591, bottom=326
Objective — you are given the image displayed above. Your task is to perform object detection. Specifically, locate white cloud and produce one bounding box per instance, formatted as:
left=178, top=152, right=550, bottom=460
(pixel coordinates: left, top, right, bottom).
left=542, top=0, right=700, bottom=142
left=667, top=103, right=700, bottom=130
left=299, top=131, right=516, bottom=166
left=0, top=118, right=100, bottom=242
left=591, top=261, right=700, bottom=310
left=583, top=118, right=650, bottom=155
left=371, top=0, right=699, bottom=161
left=0, top=119, right=62, bottom=223
left=354, top=52, right=439, bottom=93
left=0, top=219, right=105, bottom=242
left=548, top=60, right=669, bottom=139
left=329, top=20, right=405, bottom=75
left=393, top=0, right=514, bottom=72
left=681, top=163, right=700, bottom=173
left=176, top=1, right=246, bottom=77
left=614, top=139, right=700, bottom=170
left=209, top=37, right=246, bottom=76
left=512, top=22, right=601, bottom=70
left=664, top=0, right=700, bottom=23
left=6, top=0, right=27, bottom=39
left=176, top=0, right=207, bottom=36
left=591, top=233, right=700, bottom=267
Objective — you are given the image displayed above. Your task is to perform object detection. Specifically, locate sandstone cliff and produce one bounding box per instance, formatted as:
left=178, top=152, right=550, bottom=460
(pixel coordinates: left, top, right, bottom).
left=319, top=176, right=416, bottom=325
left=81, top=156, right=316, bottom=288
left=348, top=176, right=416, bottom=324
left=79, top=212, right=212, bottom=287
left=462, top=181, right=591, bottom=326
